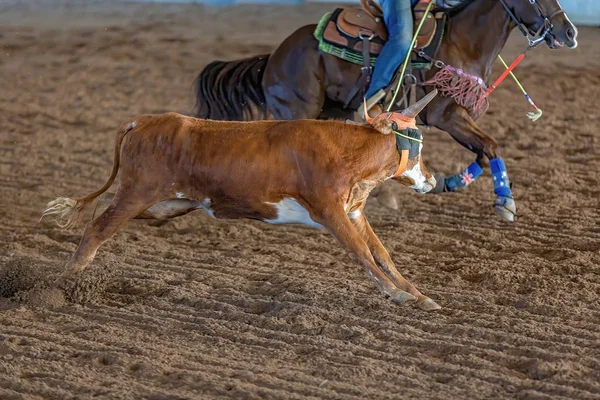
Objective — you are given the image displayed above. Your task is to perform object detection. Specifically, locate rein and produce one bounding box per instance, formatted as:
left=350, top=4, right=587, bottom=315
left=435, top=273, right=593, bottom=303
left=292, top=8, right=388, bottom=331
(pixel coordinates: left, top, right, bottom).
left=483, top=0, right=567, bottom=120
left=417, top=0, right=558, bottom=121
left=497, top=0, right=564, bottom=47
left=382, top=0, right=562, bottom=121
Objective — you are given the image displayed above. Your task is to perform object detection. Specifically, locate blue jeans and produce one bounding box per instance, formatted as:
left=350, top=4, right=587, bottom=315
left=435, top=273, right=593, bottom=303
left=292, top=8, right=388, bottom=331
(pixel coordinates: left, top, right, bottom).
left=365, top=0, right=415, bottom=99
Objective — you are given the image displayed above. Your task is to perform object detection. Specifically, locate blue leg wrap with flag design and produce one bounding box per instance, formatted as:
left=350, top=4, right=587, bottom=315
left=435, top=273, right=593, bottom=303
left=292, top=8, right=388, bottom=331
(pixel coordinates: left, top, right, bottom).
left=444, top=162, right=483, bottom=192
left=490, top=158, right=511, bottom=197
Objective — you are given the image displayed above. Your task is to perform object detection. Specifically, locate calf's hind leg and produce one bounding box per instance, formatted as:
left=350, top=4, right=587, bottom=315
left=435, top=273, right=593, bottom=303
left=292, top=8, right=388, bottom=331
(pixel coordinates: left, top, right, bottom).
left=58, top=189, right=156, bottom=282
left=94, top=193, right=201, bottom=220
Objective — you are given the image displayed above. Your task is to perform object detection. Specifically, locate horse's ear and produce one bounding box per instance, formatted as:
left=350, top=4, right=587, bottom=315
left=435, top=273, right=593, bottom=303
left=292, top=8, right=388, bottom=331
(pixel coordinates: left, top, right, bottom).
left=401, top=89, right=438, bottom=119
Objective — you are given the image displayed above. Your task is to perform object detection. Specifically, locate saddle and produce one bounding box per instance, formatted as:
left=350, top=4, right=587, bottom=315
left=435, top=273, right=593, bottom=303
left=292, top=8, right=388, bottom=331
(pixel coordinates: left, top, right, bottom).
left=320, top=0, right=446, bottom=108
left=323, top=0, right=440, bottom=57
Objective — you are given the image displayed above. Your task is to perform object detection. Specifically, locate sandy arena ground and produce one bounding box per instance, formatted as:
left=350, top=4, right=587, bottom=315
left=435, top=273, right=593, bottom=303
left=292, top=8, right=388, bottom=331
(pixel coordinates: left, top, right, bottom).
left=1, top=1, right=599, bottom=399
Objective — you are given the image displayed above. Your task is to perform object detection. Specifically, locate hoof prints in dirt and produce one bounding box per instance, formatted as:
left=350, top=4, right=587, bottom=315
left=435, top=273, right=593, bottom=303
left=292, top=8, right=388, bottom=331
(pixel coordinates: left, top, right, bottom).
left=0, top=257, right=117, bottom=308
left=0, top=257, right=65, bottom=308
left=0, top=257, right=41, bottom=298
left=1, top=2, right=600, bottom=399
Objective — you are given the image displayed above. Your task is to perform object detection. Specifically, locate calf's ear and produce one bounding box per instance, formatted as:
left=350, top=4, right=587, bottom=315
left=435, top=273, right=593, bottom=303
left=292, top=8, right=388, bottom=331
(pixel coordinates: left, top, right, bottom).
left=373, top=119, right=393, bottom=135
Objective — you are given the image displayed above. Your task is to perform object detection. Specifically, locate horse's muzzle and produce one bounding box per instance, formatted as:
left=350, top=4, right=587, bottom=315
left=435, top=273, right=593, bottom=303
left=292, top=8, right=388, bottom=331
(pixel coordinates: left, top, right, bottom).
left=547, top=15, right=578, bottom=49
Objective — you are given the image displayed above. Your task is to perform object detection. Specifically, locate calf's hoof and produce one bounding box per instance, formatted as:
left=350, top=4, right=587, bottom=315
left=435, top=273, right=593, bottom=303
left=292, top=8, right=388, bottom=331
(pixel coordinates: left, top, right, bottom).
left=54, top=263, right=86, bottom=287
left=416, top=297, right=442, bottom=311
left=494, top=196, right=516, bottom=222
left=390, top=290, right=416, bottom=304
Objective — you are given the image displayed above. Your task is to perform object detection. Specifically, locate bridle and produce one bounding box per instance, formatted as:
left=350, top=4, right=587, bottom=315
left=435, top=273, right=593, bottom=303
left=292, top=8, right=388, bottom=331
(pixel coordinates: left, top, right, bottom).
left=497, top=0, right=566, bottom=47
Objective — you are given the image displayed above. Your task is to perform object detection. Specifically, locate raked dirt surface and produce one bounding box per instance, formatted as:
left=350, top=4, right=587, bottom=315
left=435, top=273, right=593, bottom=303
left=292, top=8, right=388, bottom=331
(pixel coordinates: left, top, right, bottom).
left=1, top=1, right=599, bottom=399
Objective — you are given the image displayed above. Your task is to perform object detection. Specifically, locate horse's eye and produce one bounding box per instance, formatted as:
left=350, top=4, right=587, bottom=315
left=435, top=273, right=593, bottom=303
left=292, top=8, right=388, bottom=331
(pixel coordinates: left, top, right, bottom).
left=391, top=122, right=398, bottom=131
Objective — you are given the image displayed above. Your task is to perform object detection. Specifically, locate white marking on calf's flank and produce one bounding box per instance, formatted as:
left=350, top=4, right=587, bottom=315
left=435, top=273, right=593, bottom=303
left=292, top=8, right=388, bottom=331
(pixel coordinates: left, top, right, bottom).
left=347, top=210, right=361, bottom=219
left=264, top=198, right=322, bottom=228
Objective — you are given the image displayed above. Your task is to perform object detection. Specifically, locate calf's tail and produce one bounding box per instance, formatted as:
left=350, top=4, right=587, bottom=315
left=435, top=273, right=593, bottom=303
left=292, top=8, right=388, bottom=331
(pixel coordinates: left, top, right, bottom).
left=41, top=121, right=137, bottom=228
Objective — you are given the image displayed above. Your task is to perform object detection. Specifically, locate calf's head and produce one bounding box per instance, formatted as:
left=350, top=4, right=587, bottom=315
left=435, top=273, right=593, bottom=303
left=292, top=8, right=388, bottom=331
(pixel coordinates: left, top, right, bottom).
left=365, top=90, right=438, bottom=194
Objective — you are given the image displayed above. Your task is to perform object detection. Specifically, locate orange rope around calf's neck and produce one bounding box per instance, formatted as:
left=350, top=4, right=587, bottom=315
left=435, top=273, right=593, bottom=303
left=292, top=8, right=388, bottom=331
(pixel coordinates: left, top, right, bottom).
left=393, top=149, right=409, bottom=178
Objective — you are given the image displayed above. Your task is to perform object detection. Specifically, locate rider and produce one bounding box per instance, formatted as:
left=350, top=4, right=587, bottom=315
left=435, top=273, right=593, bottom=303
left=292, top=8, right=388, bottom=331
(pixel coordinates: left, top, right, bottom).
left=364, top=0, right=465, bottom=114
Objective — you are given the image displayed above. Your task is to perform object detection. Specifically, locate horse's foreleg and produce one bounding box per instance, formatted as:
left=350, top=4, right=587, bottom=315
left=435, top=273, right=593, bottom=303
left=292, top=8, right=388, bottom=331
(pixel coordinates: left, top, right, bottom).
left=432, top=106, right=516, bottom=221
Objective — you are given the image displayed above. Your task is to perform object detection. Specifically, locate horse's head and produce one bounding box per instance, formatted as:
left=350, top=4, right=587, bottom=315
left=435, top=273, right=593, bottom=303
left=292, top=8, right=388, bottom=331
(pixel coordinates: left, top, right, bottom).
left=364, top=90, right=438, bottom=194
left=505, top=0, right=578, bottom=49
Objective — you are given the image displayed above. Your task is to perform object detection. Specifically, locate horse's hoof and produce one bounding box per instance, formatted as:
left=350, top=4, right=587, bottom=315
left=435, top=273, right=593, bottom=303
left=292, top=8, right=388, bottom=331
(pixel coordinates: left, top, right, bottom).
left=429, top=173, right=448, bottom=194
left=494, top=196, right=516, bottom=222
left=390, top=290, right=417, bottom=304
left=416, top=298, right=442, bottom=311
left=376, top=190, right=399, bottom=210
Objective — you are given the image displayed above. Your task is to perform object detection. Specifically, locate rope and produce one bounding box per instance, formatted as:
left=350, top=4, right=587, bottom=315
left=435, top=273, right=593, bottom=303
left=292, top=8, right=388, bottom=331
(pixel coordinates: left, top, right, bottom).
left=485, top=53, right=526, bottom=97
left=386, top=0, right=434, bottom=112
left=393, top=130, right=422, bottom=143
left=497, top=55, right=543, bottom=121
left=483, top=51, right=543, bottom=122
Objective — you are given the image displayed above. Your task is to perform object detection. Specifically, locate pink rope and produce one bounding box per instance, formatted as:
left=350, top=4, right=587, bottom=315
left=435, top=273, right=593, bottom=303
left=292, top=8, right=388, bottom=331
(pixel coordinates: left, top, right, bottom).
left=422, top=66, right=489, bottom=120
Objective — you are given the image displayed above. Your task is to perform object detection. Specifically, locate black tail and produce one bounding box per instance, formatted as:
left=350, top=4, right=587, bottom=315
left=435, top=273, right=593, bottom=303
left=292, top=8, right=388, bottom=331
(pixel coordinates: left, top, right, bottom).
left=193, top=54, right=270, bottom=121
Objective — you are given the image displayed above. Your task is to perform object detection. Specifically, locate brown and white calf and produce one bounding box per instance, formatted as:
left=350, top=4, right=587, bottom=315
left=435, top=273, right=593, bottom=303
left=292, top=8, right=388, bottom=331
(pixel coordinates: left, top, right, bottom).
left=43, top=90, right=441, bottom=311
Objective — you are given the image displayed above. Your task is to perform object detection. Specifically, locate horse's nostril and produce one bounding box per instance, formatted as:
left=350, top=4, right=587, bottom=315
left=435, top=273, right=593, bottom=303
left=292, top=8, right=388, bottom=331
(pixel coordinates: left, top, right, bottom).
left=566, top=28, right=575, bottom=40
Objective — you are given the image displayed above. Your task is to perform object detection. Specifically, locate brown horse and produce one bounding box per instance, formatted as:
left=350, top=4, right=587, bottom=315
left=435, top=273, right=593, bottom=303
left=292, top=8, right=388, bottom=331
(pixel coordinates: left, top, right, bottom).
left=193, top=0, right=578, bottom=221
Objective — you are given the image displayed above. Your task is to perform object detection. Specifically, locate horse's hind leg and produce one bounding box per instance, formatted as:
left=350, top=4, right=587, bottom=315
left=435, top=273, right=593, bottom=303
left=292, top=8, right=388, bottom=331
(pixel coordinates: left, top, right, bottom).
left=262, top=26, right=327, bottom=120
left=58, top=188, right=156, bottom=282
left=431, top=105, right=516, bottom=221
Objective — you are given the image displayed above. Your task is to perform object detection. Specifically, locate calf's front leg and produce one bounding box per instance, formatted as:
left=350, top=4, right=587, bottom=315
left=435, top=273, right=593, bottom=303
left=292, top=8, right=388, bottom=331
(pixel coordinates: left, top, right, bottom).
left=315, top=207, right=415, bottom=305
left=349, top=210, right=441, bottom=311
